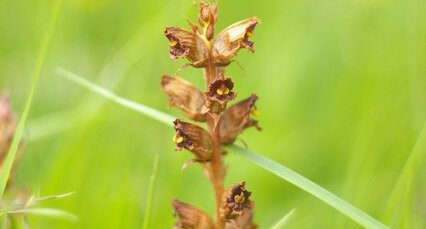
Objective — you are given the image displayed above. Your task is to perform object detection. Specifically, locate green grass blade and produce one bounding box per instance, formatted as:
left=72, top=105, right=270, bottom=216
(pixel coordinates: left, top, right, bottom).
left=269, top=209, right=296, bottom=229
left=142, top=154, right=159, bottom=229
left=0, top=208, right=78, bottom=222
left=0, top=0, right=62, bottom=198
left=57, top=69, right=389, bottom=229
left=226, top=144, right=389, bottom=229
left=56, top=67, right=175, bottom=126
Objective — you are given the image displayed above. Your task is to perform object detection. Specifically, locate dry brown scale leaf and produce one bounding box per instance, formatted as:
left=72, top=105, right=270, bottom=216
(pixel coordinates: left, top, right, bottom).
left=161, top=1, right=261, bottom=228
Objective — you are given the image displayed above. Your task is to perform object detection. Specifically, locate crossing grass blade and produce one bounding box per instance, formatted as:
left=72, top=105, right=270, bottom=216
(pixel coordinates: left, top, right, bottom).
left=57, top=68, right=390, bottom=229
left=142, top=154, right=159, bottom=229
left=0, top=0, right=63, bottom=198
left=269, top=209, right=296, bottom=229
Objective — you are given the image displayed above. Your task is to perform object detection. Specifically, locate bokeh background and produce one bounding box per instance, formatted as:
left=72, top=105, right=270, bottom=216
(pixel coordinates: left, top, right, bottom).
left=1, top=0, right=425, bottom=228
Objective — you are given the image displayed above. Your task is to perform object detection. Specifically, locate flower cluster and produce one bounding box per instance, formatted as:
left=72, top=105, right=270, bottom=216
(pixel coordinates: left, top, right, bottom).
left=161, top=2, right=260, bottom=228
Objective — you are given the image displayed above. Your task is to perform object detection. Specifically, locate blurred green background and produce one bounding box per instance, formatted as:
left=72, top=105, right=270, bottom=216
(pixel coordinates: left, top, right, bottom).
left=1, top=0, right=425, bottom=228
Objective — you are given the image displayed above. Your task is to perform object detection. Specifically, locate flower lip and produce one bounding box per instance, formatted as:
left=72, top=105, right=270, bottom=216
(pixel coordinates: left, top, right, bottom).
left=206, top=77, right=236, bottom=104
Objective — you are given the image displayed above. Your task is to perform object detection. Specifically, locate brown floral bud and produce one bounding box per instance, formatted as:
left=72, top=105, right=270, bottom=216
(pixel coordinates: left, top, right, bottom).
left=172, top=199, right=214, bottom=229
left=198, top=1, right=218, bottom=26
left=198, top=1, right=218, bottom=40
left=212, top=17, right=259, bottom=66
left=164, top=27, right=208, bottom=67
left=173, top=119, right=213, bottom=162
left=161, top=75, right=207, bottom=122
left=218, top=95, right=261, bottom=144
left=221, top=182, right=253, bottom=220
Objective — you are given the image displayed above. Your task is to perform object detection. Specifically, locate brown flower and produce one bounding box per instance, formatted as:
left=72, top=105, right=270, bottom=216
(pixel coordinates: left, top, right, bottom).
left=221, top=182, right=253, bottom=220
left=173, top=119, right=213, bottom=162
left=205, top=77, right=236, bottom=105
left=161, top=75, right=206, bottom=122
left=172, top=199, right=214, bottom=229
left=164, top=27, right=209, bottom=67
left=218, top=95, right=261, bottom=144
left=203, top=76, right=237, bottom=114
left=212, top=18, right=260, bottom=66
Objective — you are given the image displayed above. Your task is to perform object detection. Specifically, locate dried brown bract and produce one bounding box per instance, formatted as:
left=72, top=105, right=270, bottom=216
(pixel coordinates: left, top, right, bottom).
left=161, top=2, right=261, bottom=228
left=172, top=199, right=214, bottom=229
left=161, top=75, right=206, bottom=122
left=218, top=95, right=261, bottom=144
left=212, top=18, right=259, bottom=66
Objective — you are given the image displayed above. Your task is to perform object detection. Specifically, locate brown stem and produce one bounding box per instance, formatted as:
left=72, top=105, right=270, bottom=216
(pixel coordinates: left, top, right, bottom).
left=204, top=61, right=225, bottom=229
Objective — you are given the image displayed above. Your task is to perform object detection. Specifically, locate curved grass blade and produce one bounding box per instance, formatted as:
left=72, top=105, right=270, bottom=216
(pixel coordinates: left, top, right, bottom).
left=56, top=67, right=175, bottom=126
left=0, top=0, right=63, bottom=198
left=227, top=144, right=389, bottom=229
left=269, top=208, right=296, bottom=229
left=57, top=69, right=389, bottom=229
left=142, top=154, right=159, bottom=229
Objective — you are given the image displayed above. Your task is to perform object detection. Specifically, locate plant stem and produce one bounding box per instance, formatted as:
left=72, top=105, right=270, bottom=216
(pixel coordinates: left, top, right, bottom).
left=204, top=62, right=225, bottom=229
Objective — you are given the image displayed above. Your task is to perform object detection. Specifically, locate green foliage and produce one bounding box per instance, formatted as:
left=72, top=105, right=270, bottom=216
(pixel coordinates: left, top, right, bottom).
left=1, top=0, right=425, bottom=228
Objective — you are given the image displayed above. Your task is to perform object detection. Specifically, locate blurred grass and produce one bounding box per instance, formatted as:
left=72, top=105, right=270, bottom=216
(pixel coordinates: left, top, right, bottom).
left=1, top=0, right=425, bottom=228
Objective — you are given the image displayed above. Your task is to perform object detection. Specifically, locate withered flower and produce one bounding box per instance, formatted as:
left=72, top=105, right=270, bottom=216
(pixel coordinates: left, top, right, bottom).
left=221, top=182, right=253, bottom=220
left=206, top=76, right=236, bottom=105
left=218, top=95, right=261, bottom=144
left=173, top=119, right=213, bottom=162
left=164, top=27, right=209, bottom=67
left=212, top=18, right=259, bottom=66
left=203, top=76, right=237, bottom=114
left=172, top=199, right=214, bottom=229
left=225, top=209, right=257, bottom=229
left=161, top=75, right=206, bottom=122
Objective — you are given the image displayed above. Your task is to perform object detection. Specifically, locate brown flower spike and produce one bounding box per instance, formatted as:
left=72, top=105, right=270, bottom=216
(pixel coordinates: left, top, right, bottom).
left=0, top=91, right=23, bottom=189
left=161, top=1, right=261, bottom=228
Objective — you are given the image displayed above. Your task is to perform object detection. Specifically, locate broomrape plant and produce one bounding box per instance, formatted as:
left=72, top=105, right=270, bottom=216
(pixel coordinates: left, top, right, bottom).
left=161, top=2, right=260, bottom=228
